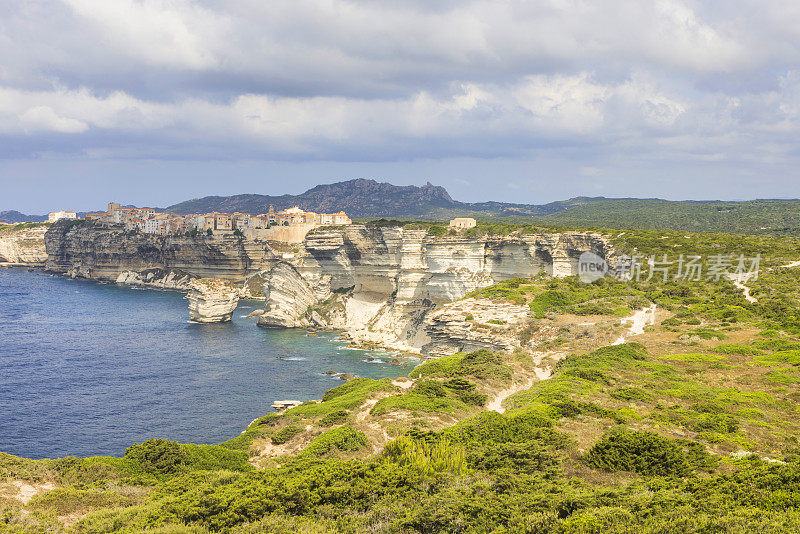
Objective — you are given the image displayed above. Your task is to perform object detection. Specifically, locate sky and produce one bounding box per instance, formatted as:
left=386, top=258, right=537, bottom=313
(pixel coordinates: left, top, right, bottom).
left=2, top=0, right=800, bottom=213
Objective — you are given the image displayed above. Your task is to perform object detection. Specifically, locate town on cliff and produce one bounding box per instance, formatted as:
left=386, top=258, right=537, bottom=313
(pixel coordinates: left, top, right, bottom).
left=49, top=202, right=354, bottom=243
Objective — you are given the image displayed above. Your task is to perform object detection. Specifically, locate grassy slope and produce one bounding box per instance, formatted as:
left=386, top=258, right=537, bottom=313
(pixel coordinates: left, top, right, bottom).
left=360, top=198, right=800, bottom=236
left=3, top=229, right=800, bottom=532
left=539, top=198, right=800, bottom=235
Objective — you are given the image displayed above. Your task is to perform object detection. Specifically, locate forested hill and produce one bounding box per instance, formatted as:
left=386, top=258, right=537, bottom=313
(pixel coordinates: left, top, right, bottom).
left=166, top=179, right=800, bottom=235
left=538, top=198, right=800, bottom=235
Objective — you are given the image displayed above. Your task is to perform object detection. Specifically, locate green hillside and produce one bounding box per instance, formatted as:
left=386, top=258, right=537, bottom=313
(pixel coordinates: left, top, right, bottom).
left=536, top=199, right=800, bottom=235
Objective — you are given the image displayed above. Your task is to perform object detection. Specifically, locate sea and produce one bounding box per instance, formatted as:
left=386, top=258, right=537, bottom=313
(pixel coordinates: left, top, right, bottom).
left=0, top=268, right=412, bottom=459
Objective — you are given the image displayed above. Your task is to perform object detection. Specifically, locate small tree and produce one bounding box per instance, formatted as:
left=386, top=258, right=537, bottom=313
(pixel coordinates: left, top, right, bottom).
left=206, top=228, right=213, bottom=236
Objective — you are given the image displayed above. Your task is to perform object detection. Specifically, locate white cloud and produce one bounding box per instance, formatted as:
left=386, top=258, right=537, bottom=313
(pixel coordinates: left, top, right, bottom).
left=58, top=0, right=221, bottom=69
left=0, top=0, right=798, bottom=186
left=18, top=106, right=88, bottom=134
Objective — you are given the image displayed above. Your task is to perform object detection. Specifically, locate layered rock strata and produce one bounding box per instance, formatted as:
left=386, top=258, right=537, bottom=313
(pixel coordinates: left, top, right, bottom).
left=187, top=278, right=240, bottom=323
left=44, top=220, right=610, bottom=353
left=44, top=220, right=280, bottom=282
left=115, top=269, right=196, bottom=290
left=421, top=298, right=531, bottom=357
left=0, top=225, right=49, bottom=265
left=255, top=225, right=610, bottom=354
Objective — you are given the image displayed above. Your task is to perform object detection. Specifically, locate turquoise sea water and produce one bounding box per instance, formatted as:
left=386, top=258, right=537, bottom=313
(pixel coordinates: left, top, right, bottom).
left=0, top=268, right=412, bottom=459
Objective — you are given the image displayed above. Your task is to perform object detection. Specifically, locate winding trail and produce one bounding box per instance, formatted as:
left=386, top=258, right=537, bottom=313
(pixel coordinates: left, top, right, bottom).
left=726, top=260, right=800, bottom=305
left=487, top=354, right=561, bottom=414
left=487, top=377, right=537, bottom=414
left=727, top=273, right=757, bottom=303
left=612, top=305, right=656, bottom=345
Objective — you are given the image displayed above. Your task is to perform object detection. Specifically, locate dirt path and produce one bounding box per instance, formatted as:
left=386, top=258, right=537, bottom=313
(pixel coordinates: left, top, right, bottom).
left=612, top=305, right=656, bottom=345
left=726, top=260, right=800, bottom=305
left=487, top=352, right=562, bottom=414
left=487, top=377, right=537, bottom=413
left=727, top=273, right=757, bottom=303
left=3, top=480, right=56, bottom=505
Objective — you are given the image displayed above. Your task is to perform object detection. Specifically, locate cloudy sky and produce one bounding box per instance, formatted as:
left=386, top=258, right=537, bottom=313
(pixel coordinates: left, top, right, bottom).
left=2, top=0, right=800, bottom=212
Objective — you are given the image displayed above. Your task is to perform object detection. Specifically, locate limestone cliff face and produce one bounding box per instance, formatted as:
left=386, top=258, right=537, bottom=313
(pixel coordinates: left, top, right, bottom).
left=422, top=298, right=530, bottom=357
left=115, top=269, right=196, bottom=290
left=0, top=225, right=49, bottom=265
left=44, top=220, right=611, bottom=353
left=255, top=225, right=611, bottom=353
left=256, top=263, right=320, bottom=327
left=187, top=278, right=240, bottom=323
left=44, top=220, right=280, bottom=284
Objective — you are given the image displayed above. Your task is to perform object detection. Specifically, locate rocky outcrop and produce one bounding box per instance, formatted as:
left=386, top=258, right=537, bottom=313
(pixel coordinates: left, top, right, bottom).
left=45, top=220, right=280, bottom=282
left=115, top=268, right=196, bottom=290
left=421, top=298, right=530, bottom=357
left=256, top=263, right=321, bottom=327
left=253, top=225, right=610, bottom=354
left=0, top=224, right=49, bottom=265
left=187, top=278, right=240, bottom=323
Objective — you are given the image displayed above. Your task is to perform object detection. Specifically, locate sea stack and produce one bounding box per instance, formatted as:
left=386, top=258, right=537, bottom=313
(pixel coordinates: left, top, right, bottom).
left=187, top=278, right=240, bottom=323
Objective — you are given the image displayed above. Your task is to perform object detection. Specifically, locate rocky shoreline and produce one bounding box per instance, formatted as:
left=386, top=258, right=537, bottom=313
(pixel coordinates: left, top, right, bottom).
left=11, top=220, right=614, bottom=357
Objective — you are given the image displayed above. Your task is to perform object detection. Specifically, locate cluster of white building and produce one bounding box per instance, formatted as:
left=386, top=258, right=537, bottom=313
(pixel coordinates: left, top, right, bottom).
left=83, top=203, right=351, bottom=238
left=48, top=210, right=77, bottom=222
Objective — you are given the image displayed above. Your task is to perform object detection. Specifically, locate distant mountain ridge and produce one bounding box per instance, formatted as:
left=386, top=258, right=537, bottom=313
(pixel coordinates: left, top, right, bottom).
left=0, top=210, right=47, bottom=224
left=165, top=179, right=800, bottom=235
left=166, top=178, right=619, bottom=218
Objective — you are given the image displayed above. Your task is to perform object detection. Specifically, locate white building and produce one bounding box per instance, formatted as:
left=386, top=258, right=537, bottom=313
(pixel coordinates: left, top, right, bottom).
left=48, top=210, right=77, bottom=222
left=449, top=217, right=477, bottom=230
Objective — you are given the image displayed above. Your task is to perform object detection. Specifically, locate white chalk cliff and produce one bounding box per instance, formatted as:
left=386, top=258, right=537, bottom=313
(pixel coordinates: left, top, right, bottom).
left=0, top=225, right=49, bottom=265
left=187, top=278, right=240, bottom=323
left=254, top=225, right=610, bottom=354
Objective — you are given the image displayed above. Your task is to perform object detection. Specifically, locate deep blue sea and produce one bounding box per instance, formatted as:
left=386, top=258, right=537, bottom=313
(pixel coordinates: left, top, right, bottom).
left=0, top=268, right=411, bottom=459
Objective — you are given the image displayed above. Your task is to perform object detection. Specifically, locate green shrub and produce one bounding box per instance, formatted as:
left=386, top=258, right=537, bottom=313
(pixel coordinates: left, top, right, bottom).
left=530, top=290, right=572, bottom=316
left=584, top=429, right=692, bottom=476
left=609, top=387, right=654, bottom=403
left=691, top=413, right=739, bottom=434
left=382, top=437, right=467, bottom=475
left=181, top=444, right=250, bottom=472
left=124, top=439, right=185, bottom=475
left=219, top=413, right=280, bottom=451
left=413, top=380, right=447, bottom=398
left=318, top=410, right=350, bottom=427
left=301, top=426, right=367, bottom=457
left=443, top=378, right=476, bottom=391
left=410, top=353, right=462, bottom=378
left=271, top=425, right=303, bottom=445
left=28, top=488, right=134, bottom=515
left=286, top=378, right=394, bottom=418
left=444, top=411, right=559, bottom=446
left=752, top=339, right=800, bottom=351
left=467, top=441, right=559, bottom=473
left=658, top=353, right=727, bottom=362
left=550, top=399, right=627, bottom=423
left=370, top=393, right=464, bottom=416
left=711, top=344, right=764, bottom=355
left=452, top=349, right=513, bottom=382
left=690, top=401, right=728, bottom=414
left=563, top=368, right=613, bottom=385
left=457, top=391, right=489, bottom=406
